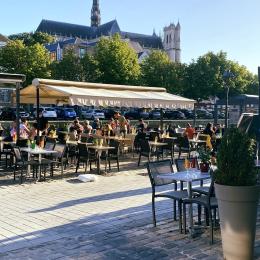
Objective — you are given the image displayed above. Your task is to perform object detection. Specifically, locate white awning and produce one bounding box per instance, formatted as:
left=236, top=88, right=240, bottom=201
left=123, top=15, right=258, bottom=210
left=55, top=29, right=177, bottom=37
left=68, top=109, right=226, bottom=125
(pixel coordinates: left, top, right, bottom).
left=19, top=79, right=195, bottom=109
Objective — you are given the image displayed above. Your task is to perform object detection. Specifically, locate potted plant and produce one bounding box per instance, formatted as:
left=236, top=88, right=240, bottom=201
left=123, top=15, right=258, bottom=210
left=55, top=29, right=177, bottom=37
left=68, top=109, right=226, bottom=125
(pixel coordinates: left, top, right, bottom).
left=197, top=147, right=211, bottom=172
left=214, top=127, right=260, bottom=260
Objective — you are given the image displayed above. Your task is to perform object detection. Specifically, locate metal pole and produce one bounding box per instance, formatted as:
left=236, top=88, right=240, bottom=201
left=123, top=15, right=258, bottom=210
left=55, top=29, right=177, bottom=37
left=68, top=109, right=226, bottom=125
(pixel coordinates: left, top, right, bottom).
left=36, top=86, right=40, bottom=141
left=160, top=108, right=163, bottom=132
left=258, top=67, right=260, bottom=117
left=16, top=82, right=20, bottom=142
left=225, top=84, right=229, bottom=130
left=214, top=97, right=218, bottom=125
left=193, top=102, right=197, bottom=127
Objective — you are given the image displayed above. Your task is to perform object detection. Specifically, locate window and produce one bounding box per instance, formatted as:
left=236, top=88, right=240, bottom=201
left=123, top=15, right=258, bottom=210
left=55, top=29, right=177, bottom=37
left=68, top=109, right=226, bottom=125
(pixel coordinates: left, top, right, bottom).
left=50, top=52, right=57, bottom=61
left=79, top=48, right=86, bottom=58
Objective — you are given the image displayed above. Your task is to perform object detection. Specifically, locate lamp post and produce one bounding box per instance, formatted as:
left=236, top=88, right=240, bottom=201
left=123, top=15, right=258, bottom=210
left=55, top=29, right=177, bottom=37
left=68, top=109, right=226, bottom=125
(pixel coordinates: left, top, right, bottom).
left=223, top=70, right=235, bottom=130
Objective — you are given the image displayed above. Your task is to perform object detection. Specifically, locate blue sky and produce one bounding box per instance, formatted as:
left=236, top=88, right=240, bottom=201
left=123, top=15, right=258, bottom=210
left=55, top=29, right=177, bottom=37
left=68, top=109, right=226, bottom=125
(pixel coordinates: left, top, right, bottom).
left=1, top=0, right=259, bottom=74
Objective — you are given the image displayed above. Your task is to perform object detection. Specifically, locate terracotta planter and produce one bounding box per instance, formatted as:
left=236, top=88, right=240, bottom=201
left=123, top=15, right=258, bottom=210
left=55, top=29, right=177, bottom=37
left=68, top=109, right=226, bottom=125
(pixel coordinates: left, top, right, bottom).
left=199, top=162, right=209, bottom=172
left=215, top=183, right=260, bottom=260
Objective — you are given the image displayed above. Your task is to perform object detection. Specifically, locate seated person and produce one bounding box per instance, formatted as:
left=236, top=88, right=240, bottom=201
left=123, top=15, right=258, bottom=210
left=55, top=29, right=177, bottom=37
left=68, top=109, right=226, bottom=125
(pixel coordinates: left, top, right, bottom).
left=83, top=120, right=93, bottom=134
left=184, top=123, right=195, bottom=139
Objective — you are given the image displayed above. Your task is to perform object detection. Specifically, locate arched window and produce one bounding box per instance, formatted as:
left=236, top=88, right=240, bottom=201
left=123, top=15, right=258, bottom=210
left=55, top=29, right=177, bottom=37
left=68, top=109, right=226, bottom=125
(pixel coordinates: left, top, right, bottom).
left=169, top=34, right=172, bottom=43
left=166, top=35, right=169, bottom=44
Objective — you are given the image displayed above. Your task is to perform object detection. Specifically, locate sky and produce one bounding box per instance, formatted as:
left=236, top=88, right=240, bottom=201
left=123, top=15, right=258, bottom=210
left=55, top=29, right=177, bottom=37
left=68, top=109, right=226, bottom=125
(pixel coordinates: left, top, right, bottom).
left=0, top=0, right=260, bottom=74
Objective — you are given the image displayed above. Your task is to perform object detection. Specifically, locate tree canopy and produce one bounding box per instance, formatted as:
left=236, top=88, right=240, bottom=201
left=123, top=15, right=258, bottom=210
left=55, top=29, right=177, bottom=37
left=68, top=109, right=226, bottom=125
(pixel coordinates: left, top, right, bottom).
left=9, top=32, right=55, bottom=46
left=94, top=34, right=141, bottom=85
left=0, top=40, right=51, bottom=86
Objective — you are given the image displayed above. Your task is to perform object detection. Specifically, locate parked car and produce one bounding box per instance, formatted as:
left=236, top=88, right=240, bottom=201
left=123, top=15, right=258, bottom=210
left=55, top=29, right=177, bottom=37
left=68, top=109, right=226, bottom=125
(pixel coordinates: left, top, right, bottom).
left=164, top=110, right=186, bottom=119
left=0, top=108, right=30, bottom=120
left=33, top=107, right=57, bottom=119
left=104, top=108, right=118, bottom=119
left=124, top=108, right=149, bottom=120
left=56, top=107, right=77, bottom=120
left=178, top=109, right=194, bottom=119
left=196, top=109, right=213, bottom=119
left=81, top=109, right=105, bottom=120
left=149, top=110, right=162, bottom=120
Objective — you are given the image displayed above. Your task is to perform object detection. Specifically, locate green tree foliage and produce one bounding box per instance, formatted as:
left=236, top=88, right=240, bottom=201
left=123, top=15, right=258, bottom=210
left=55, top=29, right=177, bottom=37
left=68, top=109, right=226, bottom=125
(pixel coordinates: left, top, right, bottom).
left=9, top=32, right=54, bottom=46
left=51, top=48, right=82, bottom=81
left=0, top=40, right=51, bottom=85
left=81, top=53, right=101, bottom=82
left=183, top=51, right=258, bottom=100
left=94, top=34, right=141, bottom=85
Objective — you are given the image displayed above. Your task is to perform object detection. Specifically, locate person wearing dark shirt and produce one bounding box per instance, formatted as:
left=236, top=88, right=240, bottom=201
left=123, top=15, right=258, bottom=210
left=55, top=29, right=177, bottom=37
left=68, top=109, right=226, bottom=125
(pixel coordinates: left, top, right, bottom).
left=38, top=112, right=49, bottom=135
left=203, top=123, right=215, bottom=137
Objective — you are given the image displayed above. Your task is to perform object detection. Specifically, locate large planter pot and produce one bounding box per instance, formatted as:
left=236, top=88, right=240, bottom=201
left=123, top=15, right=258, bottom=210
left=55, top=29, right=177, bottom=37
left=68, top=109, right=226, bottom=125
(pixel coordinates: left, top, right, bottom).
left=215, top=183, right=260, bottom=260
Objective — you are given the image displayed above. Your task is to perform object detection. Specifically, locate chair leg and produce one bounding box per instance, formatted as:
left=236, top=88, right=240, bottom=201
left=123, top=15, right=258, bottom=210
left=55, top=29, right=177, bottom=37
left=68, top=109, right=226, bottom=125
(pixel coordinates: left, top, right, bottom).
left=178, top=201, right=183, bottom=233
left=152, top=196, right=156, bottom=227
left=173, top=200, right=177, bottom=221
left=198, top=205, right=202, bottom=225
left=138, top=154, right=141, bottom=166
left=108, top=160, right=111, bottom=170
left=208, top=208, right=214, bottom=245
left=183, top=203, right=187, bottom=234
left=117, top=158, right=119, bottom=172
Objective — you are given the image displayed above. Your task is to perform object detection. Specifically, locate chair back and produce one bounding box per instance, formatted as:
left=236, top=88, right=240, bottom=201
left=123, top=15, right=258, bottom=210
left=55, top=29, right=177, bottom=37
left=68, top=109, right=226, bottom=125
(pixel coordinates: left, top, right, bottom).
left=54, top=143, right=66, bottom=158
left=140, top=139, right=151, bottom=154
left=175, top=158, right=199, bottom=172
left=13, top=147, right=23, bottom=163
left=80, top=135, right=89, bottom=143
left=197, top=134, right=208, bottom=141
left=148, top=160, right=175, bottom=186
left=177, top=136, right=190, bottom=149
left=109, top=139, right=120, bottom=155
left=45, top=142, right=55, bottom=151
left=78, top=143, right=89, bottom=157
left=149, top=131, right=159, bottom=141
left=162, top=138, right=174, bottom=150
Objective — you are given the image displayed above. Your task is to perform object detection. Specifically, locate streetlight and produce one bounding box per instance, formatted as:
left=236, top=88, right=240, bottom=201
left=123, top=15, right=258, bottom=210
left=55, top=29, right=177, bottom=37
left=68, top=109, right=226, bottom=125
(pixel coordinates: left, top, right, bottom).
left=223, top=70, right=235, bottom=130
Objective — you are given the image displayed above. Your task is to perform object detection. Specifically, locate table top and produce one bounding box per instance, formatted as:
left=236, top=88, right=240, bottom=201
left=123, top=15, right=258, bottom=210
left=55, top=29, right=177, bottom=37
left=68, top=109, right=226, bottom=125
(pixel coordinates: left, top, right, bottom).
left=189, top=139, right=206, bottom=144
left=149, top=141, right=167, bottom=147
left=158, top=170, right=211, bottom=182
left=88, top=146, right=115, bottom=151
left=20, top=147, right=58, bottom=155
left=163, top=136, right=177, bottom=140
left=105, top=136, right=131, bottom=141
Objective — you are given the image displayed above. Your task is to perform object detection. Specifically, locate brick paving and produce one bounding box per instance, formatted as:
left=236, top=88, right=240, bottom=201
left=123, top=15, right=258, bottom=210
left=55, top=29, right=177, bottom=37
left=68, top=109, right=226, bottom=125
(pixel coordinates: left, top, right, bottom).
left=0, top=158, right=259, bottom=259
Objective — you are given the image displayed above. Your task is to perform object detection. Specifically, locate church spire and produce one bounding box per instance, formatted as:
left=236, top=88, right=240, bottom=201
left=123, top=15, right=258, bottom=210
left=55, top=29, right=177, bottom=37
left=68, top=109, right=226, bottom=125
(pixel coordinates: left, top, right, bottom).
left=91, top=0, right=101, bottom=27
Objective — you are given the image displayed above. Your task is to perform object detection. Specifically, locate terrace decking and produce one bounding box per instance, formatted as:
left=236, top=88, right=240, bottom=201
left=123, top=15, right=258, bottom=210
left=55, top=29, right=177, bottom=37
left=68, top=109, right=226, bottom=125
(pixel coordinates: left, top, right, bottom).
left=0, top=158, right=260, bottom=259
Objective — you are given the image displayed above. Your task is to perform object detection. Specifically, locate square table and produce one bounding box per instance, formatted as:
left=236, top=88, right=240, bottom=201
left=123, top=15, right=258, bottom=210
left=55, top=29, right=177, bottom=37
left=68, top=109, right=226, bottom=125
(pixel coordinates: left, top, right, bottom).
left=20, top=147, right=57, bottom=179
left=158, top=170, right=211, bottom=236
left=87, top=146, right=115, bottom=174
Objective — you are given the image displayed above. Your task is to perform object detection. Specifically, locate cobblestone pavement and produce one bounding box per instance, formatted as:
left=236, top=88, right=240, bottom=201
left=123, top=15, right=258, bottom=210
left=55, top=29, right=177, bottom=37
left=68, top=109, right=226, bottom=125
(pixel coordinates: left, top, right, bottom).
left=0, top=159, right=260, bottom=259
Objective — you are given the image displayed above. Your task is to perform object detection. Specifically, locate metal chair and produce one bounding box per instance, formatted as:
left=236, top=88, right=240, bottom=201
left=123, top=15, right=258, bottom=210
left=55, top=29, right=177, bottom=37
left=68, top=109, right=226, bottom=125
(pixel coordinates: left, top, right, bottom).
left=147, top=160, right=188, bottom=233
left=138, top=139, right=158, bottom=166
left=182, top=176, right=218, bottom=244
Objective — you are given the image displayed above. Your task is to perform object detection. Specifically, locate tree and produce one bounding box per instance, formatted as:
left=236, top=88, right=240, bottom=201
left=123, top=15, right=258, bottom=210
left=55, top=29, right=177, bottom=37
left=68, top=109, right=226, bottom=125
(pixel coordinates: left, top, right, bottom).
left=9, top=32, right=54, bottom=46
left=51, top=48, right=82, bottom=81
left=141, top=50, right=188, bottom=95
left=81, top=53, right=101, bottom=82
left=141, top=50, right=171, bottom=87
left=0, top=40, right=51, bottom=86
left=94, top=34, right=141, bottom=85
left=183, top=51, right=258, bottom=101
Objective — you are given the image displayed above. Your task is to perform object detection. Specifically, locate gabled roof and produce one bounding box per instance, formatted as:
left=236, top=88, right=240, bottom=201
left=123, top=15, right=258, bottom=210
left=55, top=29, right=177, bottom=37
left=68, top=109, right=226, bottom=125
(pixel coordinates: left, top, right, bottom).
left=37, top=19, right=121, bottom=39
left=37, top=19, right=93, bottom=39
left=0, top=34, right=9, bottom=42
left=121, top=31, right=163, bottom=49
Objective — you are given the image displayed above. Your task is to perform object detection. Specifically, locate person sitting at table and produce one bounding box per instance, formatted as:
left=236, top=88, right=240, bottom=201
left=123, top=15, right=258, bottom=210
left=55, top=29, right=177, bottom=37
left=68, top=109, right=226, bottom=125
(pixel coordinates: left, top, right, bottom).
left=137, top=119, right=147, bottom=133
left=29, top=123, right=38, bottom=141
left=114, top=112, right=128, bottom=137
left=68, top=126, right=78, bottom=141
left=20, top=118, right=30, bottom=140
left=73, top=119, right=84, bottom=135
left=202, top=122, right=215, bottom=137
left=184, top=123, right=195, bottom=139
left=83, top=120, right=92, bottom=134
left=92, top=118, right=101, bottom=130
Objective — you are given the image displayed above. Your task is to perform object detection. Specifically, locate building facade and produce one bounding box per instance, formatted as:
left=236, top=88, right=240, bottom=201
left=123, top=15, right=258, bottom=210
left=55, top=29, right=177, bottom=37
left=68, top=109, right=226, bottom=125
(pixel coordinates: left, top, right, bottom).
left=38, top=0, right=181, bottom=63
left=0, top=34, right=9, bottom=48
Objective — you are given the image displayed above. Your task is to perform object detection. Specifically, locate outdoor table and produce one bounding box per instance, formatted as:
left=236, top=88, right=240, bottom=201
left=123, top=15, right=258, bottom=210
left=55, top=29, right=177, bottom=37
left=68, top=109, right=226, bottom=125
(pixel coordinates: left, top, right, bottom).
left=20, top=147, right=57, bottom=180
left=158, top=170, right=211, bottom=236
left=163, top=136, right=177, bottom=140
left=148, top=141, right=167, bottom=147
left=87, top=145, right=115, bottom=174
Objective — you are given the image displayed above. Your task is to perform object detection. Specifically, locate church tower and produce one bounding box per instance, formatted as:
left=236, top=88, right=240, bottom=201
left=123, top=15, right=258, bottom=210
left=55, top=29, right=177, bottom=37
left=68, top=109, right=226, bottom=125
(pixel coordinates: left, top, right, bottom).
left=91, top=0, right=101, bottom=27
left=163, top=22, right=181, bottom=62
left=174, top=22, right=181, bottom=62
